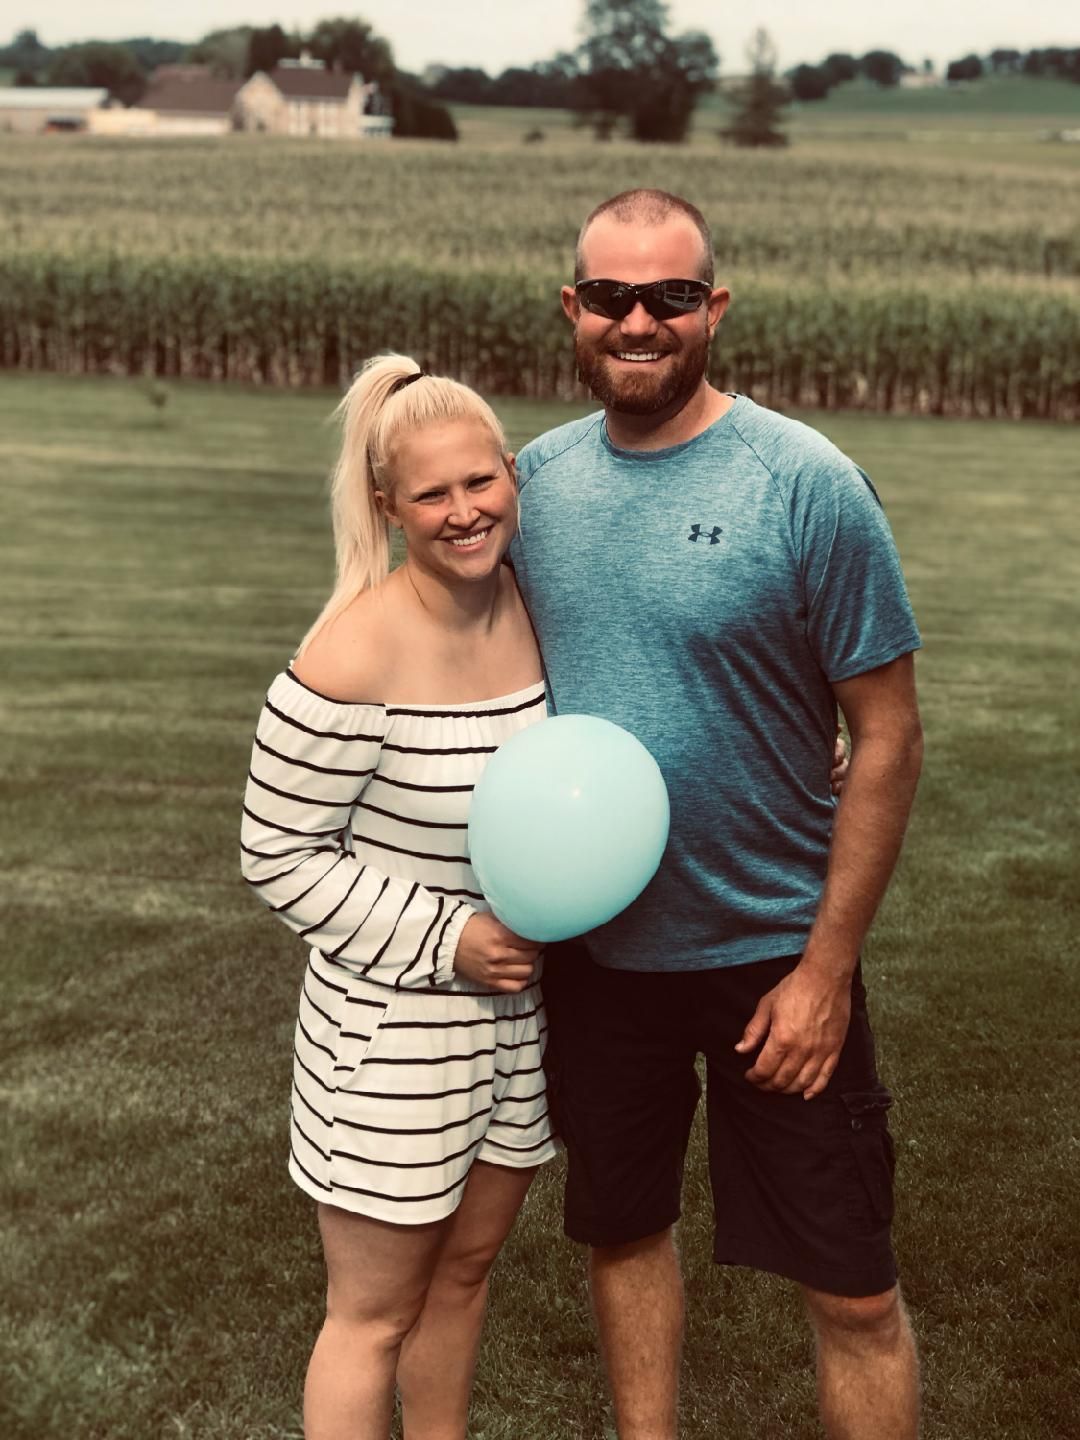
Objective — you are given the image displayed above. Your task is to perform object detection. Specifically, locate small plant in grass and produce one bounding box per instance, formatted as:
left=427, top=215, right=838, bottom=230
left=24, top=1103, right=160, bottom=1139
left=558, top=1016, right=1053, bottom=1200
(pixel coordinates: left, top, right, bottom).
left=142, top=376, right=169, bottom=423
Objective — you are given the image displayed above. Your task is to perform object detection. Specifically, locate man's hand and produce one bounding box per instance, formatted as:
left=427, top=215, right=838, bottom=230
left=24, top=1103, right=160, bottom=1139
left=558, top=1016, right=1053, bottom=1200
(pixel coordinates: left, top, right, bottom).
left=734, top=962, right=852, bottom=1100
left=454, top=913, right=542, bottom=993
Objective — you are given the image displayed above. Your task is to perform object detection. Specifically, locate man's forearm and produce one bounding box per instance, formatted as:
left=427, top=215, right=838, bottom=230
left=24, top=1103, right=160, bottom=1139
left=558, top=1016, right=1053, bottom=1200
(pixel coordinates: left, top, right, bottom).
left=800, top=727, right=924, bottom=982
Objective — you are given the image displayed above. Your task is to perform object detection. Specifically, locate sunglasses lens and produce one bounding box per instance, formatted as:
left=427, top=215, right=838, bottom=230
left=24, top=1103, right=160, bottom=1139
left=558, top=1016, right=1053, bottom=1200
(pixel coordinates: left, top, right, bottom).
left=648, top=282, right=707, bottom=318
left=579, top=282, right=634, bottom=320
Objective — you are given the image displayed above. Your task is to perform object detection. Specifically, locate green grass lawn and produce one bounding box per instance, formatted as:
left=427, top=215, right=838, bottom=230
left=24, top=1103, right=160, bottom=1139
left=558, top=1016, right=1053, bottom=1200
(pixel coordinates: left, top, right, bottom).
left=1, top=374, right=1078, bottom=1439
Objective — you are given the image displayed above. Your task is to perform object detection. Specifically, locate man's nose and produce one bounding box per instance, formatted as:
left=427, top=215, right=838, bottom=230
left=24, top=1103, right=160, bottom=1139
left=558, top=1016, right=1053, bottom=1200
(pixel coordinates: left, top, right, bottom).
left=619, top=300, right=659, bottom=337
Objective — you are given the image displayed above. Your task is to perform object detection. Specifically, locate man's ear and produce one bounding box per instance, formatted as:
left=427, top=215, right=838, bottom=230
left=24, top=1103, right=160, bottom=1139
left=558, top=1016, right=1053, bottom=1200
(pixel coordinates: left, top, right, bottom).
left=506, top=452, right=517, bottom=485
left=707, top=286, right=731, bottom=336
left=560, top=285, right=580, bottom=324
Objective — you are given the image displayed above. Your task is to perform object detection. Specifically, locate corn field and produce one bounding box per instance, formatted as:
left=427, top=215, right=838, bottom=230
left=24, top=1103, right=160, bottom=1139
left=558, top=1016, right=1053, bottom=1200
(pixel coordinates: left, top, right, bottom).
left=2, top=135, right=1079, bottom=416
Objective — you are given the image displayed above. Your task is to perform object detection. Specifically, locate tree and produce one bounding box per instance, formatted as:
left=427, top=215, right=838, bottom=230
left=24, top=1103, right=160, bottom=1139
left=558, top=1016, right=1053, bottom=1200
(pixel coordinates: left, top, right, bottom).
left=307, top=16, right=395, bottom=85
left=487, top=59, right=583, bottom=108
left=789, top=63, right=831, bottom=102
left=246, top=24, right=298, bottom=77
left=575, top=0, right=718, bottom=142
left=534, top=50, right=584, bottom=108
left=187, top=27, right=251, bottom=79
left=860, top=50, right=905, bottom=87
left=946, top=54, right=983, bottom=83
left=121, top=37, right=187, bottom=72
left=989, top=48, right=1022, bottom=74
left=821, top=52, right=858, bottom=86
left=721, top=29, right=788, bottom=148
left=47, top=42, right=147, bottom=105
left=0, top=27, right=51, bottom=79
left=385, top=79, right=457, bottom=139
left=1026, top=45, right=1080, bottom=81
left=427, top=66, right=494, bottom=104
left=428, top=61, right=581, bottom=108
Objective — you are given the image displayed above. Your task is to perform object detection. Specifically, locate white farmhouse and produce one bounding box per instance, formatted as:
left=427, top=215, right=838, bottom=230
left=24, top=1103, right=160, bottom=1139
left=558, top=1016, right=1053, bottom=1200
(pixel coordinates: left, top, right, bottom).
left=237, top=57, right=392, bottom=138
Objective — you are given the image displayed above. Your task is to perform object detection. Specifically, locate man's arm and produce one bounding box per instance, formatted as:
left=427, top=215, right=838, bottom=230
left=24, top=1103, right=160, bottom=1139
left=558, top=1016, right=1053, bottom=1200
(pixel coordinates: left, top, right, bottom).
left=736, top=651, right=924, bottom=1099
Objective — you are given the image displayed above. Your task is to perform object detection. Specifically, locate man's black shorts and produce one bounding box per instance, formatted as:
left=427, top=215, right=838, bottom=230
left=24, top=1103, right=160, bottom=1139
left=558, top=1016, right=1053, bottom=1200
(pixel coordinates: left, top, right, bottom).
left=541, top=946, right=898, bottom=1299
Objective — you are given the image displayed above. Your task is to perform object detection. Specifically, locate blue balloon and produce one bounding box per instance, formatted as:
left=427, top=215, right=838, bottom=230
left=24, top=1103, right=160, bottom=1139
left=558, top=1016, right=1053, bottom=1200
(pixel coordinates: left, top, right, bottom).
left=468, top=714, right=670, bottom=943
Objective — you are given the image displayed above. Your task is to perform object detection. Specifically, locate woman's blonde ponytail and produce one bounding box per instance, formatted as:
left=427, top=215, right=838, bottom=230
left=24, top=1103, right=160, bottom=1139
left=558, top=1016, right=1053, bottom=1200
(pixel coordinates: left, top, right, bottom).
left=296, top=355, right=420, bottom=654
left=296, top=353, right=509, bottom=656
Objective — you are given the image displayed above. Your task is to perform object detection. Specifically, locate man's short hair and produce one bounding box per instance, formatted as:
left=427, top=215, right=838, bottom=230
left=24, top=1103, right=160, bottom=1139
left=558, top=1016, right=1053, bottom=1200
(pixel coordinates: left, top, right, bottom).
left=575, top=189, right=715, bottom=286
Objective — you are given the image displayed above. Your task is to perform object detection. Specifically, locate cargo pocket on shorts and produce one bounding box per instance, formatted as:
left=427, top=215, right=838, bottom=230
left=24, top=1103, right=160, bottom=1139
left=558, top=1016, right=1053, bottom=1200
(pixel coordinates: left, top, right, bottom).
left=841, top=1086, right=896, bottom=1229
left=334, top=991, right=395, bottom=1090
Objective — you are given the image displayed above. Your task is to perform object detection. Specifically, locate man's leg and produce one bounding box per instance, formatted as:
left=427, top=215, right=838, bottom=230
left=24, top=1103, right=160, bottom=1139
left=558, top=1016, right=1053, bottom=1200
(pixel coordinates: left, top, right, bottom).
left=541, top=947, right=700, bottom=1440
left=590, top=1228, right=683, bottom=1440
left=802, top=1284, right=920, bottom=1440
left=700, top=957, right=914, bottom=1432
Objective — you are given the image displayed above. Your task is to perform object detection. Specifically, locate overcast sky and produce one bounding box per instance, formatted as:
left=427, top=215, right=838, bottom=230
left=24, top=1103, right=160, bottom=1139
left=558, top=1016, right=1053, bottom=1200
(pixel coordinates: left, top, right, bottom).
left=13, top=0, right=1080, bottom=76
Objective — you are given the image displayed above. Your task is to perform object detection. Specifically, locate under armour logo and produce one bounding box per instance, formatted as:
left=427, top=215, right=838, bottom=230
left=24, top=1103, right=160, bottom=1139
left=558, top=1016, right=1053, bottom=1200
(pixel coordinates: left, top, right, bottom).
left=689, top=524, right=722, bottom=544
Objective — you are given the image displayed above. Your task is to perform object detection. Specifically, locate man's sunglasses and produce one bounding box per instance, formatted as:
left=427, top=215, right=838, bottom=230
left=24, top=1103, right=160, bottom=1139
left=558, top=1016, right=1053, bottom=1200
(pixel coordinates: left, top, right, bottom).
left=574, top=278, right=713, bottom=322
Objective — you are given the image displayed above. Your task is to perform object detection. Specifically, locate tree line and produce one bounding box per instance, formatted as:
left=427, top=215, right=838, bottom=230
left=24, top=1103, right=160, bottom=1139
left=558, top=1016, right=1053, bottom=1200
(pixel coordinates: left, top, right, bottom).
left=787, top=44, right=1080, bottom=101
left=3, top=3, right=1078, bottom=146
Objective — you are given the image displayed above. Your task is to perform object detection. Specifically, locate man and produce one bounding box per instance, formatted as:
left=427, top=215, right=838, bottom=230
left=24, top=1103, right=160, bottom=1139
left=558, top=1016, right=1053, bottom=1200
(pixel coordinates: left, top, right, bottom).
left=510, top=190, right=924, bottom=1439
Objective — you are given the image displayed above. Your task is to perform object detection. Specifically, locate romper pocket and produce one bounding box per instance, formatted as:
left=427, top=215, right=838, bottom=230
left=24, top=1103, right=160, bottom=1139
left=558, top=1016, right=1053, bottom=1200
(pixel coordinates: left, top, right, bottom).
left=303, top=955, right=398, bottom=1091
left=841, top=1086, right=896, bottom=1229
left=333, top=987, right=396, bottom=1088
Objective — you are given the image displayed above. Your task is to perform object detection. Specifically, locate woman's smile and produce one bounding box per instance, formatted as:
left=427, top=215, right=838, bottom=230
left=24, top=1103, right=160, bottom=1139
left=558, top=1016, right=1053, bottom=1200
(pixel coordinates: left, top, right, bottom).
left=448, top=526, right=493, bottom=549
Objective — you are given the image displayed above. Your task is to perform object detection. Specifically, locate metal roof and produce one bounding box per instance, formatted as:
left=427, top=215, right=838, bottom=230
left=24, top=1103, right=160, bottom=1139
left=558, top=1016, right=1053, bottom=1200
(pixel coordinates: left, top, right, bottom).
left=0, top=87, right=109, bottom=109
left=136, top=76, right=243, bottom=115
left=267, top=66, right=354, bottom=100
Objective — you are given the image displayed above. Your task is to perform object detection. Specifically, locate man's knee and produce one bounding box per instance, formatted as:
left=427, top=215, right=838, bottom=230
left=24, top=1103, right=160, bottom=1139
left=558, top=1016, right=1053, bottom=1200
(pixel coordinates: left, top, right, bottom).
left=802, top=1284, right=907, bottom=1344
left=590, top=1226, right=677, bottom=1271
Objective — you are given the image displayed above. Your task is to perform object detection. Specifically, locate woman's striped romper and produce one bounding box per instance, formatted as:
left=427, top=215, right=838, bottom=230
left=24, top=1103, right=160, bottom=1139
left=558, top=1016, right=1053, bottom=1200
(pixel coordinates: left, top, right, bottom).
left=240, top=668, right=557, bottom=1224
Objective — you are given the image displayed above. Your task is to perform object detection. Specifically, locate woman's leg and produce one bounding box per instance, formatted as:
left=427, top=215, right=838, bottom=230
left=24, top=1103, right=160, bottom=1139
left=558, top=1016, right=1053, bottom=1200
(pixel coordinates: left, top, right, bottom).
left=397, top=1161, right=538, bottom=1440
left=304, top=1202, right=447, bottom=1440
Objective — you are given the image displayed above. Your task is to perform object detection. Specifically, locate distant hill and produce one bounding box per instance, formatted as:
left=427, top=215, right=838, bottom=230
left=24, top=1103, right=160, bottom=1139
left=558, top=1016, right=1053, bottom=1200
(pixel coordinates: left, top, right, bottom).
left=792, top=74, right=1080, bottom=116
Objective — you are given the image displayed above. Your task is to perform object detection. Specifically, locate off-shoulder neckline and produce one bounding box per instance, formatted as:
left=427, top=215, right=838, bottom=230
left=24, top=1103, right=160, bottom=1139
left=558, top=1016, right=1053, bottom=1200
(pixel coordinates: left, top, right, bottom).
left=282, top=667, right=546, bottom=713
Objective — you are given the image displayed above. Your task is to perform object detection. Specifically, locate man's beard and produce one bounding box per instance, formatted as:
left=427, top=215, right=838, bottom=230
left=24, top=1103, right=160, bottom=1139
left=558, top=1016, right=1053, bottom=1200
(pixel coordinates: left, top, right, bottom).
left=574, top=328, right=710, bottom=416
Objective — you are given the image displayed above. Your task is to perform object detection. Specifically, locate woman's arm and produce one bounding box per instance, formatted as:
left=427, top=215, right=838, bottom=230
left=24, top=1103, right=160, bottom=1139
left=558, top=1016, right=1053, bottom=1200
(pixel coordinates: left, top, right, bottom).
left=240, top=672, right=475, bottom=989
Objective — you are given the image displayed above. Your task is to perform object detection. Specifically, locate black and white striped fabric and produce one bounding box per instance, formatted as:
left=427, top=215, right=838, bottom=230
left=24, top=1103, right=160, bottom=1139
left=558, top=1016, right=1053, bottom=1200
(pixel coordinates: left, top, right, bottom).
left=241, top=669, right=557, bottom=1222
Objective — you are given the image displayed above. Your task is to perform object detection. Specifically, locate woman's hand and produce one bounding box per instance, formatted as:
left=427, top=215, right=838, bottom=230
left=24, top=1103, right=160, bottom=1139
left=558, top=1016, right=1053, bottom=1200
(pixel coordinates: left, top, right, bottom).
left=830, top=731, right=850, bottom=796
left=454, top=913, right=542, bottom=993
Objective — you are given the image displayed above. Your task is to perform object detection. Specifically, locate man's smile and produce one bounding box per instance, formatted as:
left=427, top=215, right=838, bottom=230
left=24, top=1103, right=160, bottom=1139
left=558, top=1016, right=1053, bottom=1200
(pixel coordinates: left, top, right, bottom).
left=611, top=350, right=668, bottom=363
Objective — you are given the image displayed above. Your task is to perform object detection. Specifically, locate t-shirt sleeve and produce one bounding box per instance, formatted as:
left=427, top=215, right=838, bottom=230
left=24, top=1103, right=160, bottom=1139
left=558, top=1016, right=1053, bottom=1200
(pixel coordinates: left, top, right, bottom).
left=240, top=672, right=475, bottom=988
left=794, top=463, right=922, bottom=683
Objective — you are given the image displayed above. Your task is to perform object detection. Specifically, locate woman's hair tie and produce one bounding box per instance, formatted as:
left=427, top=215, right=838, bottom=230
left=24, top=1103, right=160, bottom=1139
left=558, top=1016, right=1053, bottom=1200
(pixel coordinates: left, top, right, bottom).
left=390, top=369, right=426, bottom=396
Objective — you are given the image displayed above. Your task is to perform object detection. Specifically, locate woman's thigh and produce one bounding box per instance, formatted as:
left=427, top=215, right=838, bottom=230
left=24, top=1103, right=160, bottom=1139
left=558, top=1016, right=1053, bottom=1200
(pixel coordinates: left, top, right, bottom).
left=318, top=1203, right=447, bottom=1324
left=432, top=1160, right=538, bottom=1282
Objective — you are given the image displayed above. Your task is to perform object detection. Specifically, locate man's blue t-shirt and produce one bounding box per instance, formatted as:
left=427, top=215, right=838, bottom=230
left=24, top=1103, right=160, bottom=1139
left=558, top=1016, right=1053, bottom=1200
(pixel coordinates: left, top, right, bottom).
left=511, top=395, right=921, bottom=971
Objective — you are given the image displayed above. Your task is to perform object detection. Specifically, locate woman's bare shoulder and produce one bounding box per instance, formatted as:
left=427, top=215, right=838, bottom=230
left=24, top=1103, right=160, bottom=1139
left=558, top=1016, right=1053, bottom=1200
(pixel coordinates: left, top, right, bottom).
left=291, top=587, right=397, bottom=705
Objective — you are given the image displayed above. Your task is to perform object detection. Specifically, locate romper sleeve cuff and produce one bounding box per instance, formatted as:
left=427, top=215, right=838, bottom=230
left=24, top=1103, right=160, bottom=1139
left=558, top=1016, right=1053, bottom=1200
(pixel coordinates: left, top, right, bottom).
left=432, top=902, right=479, bottom=986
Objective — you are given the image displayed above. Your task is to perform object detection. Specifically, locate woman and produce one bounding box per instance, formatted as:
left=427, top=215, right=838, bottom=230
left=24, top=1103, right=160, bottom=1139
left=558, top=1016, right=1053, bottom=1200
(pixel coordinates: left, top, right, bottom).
left=240, top=354, right=848, bottom=1438
left=241, top=355, right=555, bottom=1440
